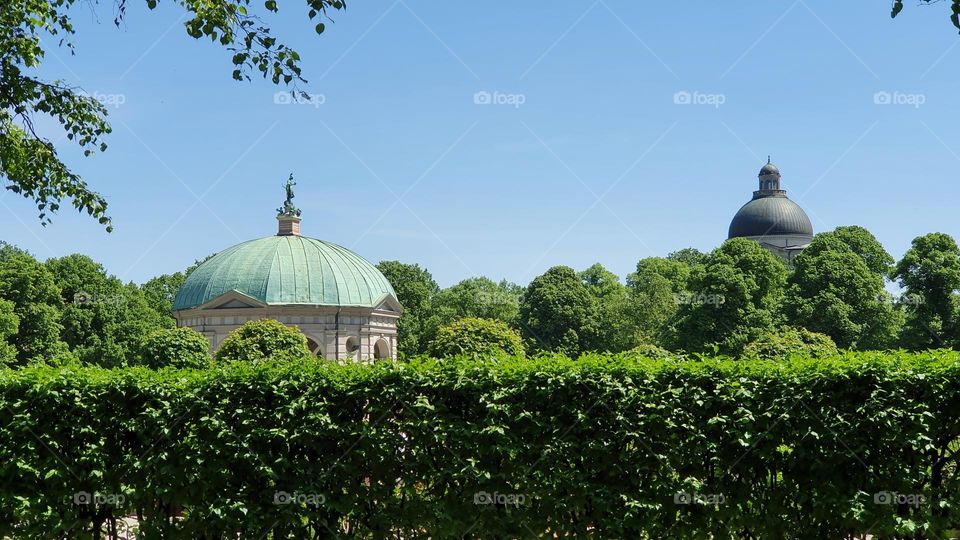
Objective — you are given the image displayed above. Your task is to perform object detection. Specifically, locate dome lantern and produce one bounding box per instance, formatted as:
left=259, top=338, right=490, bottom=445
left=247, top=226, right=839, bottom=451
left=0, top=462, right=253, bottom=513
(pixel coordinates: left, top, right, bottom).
left=757, top=156, right=782, bottom=193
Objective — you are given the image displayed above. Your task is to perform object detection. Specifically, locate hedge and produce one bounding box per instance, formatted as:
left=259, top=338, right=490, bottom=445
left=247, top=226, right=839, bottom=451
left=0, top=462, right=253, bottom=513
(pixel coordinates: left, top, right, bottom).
left=1, top=351, right=959, bottom=538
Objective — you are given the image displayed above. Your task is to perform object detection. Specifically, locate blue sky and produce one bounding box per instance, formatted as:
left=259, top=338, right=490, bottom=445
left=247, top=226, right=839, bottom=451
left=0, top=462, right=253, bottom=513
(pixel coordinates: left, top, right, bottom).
left=6, top=1, right=960, bottom=287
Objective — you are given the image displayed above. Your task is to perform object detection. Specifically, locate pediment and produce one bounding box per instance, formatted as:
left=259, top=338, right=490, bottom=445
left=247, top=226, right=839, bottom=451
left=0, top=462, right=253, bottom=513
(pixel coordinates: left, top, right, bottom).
left=372, top=293, right=404, bottom=314
left=197, top=290, right=267, bottom=310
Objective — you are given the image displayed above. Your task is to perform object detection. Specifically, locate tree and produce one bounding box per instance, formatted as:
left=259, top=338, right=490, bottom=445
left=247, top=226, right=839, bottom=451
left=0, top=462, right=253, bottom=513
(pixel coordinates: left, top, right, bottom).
left=893, top=233, right=960, bottom=349
left=579, top=263, right=634, bottom=352
left=214, top=319, right=311, bottom=363
left=427, top=317, right=524, bottom=358
left=666, top=247, right=708, bottom=267
left=2, top=0, right=346, bottom=227
left=46, top=254, right=173, bottom=367
left=671, top=238, right=788, bottom=355
left=0, top=299, right=19, bottom=366
left=0, top=251, right=65, bottom=363
left=140, top=272, right=188, bottom=319
left=626, top=256, right=695, bottom=346
left=376, top=260, right=439, bottom=358
left=518, top=266, right=598, bottom=357
left=139, top=254, right=214, bottom=319
left=832, top=226, right=894, bottom=277
left=741, top=326, right=838, bottom=361
left=785, top=234, right=899, bottom=350
left=139, top=327, right=212, bottom=369
left=431, top=277, right=521, bottom=328
left=891, top=0, right=960, bottom=32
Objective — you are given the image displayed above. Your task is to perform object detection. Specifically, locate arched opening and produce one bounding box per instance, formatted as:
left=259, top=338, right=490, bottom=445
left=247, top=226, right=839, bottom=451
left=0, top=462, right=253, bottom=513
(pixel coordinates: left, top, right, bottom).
left=374, top=338, right=390, bottom=360
left=305, top=337, right=323, bottom=358
left=345, top=336, right=360, bottom=359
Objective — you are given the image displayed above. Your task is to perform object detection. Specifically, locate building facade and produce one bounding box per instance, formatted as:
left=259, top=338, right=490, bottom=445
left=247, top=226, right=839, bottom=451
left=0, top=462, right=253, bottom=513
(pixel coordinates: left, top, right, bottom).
left=172, top=179, right=402, bottom=361
left=728, top=159, right=813, bottom=264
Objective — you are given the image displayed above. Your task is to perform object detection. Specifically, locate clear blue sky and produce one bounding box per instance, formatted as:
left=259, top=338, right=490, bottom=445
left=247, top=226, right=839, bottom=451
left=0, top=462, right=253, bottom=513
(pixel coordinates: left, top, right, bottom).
left=6, top=1, right=960, bottom=287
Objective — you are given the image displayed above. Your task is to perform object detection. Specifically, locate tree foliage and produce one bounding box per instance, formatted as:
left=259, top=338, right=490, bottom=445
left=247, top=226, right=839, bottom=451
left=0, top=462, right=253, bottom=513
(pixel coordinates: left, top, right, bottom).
left=671, top=238, right=787, bottom=355
left=894, top=232, right=960, bottom=349
left=741, top=326, right=838, bottom=361
left=0, top=299, right=19, bottom=366
left=431, top=277, right=521, bottom=328
left=519, top=265, right=598, bottom=357
left=626, top=256, right=694, bottom=346
left=214, top=318, right=311, bottom=362
left=580, top=263, right=634, bottom=352
left=891, top=0, right=960, bottom=32
left=427, top=317, right=524, bottom=358
left=46, top=254, right=173, bottom=367
left=139, top=326, right=212, bottom=369
left=785, top=233, right=899, bottom=350
left=833, top=225, right=895, bottom=276
left=376, top=260, right=439, bottom=358
left=0, top=250, right=65, bottom=363
left=1, top=0, right=345, bottom=227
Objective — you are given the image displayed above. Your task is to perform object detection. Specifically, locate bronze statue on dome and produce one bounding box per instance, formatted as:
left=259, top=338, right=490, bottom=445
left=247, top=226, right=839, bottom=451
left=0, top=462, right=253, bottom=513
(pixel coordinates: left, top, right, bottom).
left=277, top=174, right=301, bottom=217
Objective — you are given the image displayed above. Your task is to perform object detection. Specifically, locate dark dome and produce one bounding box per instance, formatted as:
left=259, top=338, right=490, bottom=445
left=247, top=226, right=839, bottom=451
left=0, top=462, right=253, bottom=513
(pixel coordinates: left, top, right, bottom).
left=728, top=196, right=813, bottom=238
left=759, top=162, right=780, bottom=176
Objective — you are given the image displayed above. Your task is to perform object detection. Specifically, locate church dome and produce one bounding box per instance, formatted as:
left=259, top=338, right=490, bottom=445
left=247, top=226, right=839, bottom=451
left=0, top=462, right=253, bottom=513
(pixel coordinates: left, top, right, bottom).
left=728, top=195, right=813, bottom=238
left=728, top=159, right=813, bottom=239
left=172, top=235, right=397, bottom=311
left=759, top=162, right=780, bottom=176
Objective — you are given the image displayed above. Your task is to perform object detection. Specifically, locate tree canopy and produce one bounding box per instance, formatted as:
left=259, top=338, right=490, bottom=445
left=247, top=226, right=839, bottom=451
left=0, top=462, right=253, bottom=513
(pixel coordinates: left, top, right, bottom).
left=6, top=226, right=960, bottom=365
left=376, top=260, right=439, bottom=358
left=214, top=318, right=311, bottom=363
left=785, top=233, right=899, bottom=350
left=519, top=265, right=599, bottom=357
left=893, top=232, right=960, bottom=349
left=427, top=317, right=524, bottom=358
left=671, top=238, right=788, bottom=355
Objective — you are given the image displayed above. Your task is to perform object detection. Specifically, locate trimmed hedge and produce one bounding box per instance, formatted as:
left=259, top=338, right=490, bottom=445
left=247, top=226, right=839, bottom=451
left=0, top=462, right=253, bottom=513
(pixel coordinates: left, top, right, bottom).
left=1, top=351, right=959, bottom=538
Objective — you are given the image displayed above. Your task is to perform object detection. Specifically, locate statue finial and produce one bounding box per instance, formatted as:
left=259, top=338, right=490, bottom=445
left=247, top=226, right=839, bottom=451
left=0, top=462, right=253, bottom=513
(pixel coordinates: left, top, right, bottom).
left=277, top=173, right=301, bottom=217
left=767, top=155, right=771, bottom=164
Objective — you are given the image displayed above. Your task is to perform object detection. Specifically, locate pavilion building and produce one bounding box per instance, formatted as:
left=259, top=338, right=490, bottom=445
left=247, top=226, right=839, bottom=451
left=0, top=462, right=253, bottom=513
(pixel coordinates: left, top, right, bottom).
left=172, top=178, right=401, bottom=361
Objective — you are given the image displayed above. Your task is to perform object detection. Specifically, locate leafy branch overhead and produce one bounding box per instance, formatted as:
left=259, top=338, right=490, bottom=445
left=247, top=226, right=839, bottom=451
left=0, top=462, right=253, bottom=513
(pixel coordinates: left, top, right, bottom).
left=1, top=0, right=345, bottom=229
left=891, top=0, right=960, bottom=31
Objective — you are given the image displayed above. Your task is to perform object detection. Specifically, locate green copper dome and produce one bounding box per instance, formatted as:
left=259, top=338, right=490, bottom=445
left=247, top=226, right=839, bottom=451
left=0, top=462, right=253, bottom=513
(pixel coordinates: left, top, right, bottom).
left=173, top=235, right=398, bottom=311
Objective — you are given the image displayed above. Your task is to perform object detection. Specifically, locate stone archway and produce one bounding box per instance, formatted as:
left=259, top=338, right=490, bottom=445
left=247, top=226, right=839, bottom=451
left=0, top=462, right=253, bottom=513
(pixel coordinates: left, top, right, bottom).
left=374, top=338, right=390, bottom=360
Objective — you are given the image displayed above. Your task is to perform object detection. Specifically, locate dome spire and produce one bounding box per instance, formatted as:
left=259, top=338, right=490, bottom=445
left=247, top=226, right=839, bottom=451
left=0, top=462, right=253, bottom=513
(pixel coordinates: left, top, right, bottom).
left=757, top=158, right=781, bottom=194
left=277, top=173, right=302, bottom=236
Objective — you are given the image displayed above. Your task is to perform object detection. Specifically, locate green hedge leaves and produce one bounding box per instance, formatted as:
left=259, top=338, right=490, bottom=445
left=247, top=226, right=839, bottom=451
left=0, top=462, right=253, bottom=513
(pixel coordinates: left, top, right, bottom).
left=1, top=351, right=958, bottom=538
